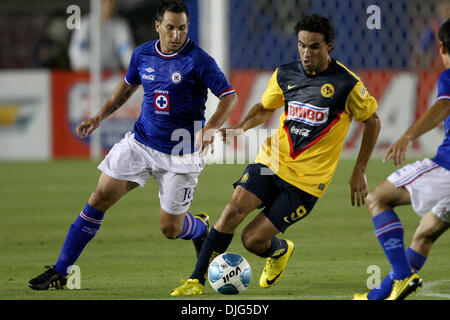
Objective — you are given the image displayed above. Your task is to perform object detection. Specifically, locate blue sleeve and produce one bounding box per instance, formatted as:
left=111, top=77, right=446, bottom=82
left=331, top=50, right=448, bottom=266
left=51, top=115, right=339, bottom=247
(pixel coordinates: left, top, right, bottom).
left=437, top=69, right=450, bottom=101
left=196, top=49, right=235, bottom=99
left=124, top=49, right=141, bottom=86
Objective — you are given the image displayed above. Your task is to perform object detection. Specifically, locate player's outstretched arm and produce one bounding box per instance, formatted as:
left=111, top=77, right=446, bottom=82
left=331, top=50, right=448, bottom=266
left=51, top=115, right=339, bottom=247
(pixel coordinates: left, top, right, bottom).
left=384, top=99, right=450, bottom=166
left=195, top=93, right=238, bottom=152
left=350, top=111, right=381, bottom=207
left=76, top=80, right=139, bottom=139
left=219, top=102, right=275, bottom=144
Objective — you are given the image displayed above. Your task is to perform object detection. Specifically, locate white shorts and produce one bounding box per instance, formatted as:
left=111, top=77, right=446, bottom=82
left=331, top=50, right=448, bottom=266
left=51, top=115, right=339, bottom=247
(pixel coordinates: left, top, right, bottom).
left=387, top=158, right=450, bottom=223
left=98, top=132, right=206, bottom=215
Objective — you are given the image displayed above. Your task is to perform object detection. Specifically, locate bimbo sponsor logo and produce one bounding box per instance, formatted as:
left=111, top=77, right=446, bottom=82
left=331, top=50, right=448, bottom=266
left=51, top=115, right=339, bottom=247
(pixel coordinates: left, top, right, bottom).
left=287, top=101, right=328, bottom=126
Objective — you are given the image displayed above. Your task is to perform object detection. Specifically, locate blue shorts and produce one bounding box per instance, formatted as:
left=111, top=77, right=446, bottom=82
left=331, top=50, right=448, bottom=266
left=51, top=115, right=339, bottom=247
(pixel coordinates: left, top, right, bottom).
left=233, top=163, right=318, bottom=232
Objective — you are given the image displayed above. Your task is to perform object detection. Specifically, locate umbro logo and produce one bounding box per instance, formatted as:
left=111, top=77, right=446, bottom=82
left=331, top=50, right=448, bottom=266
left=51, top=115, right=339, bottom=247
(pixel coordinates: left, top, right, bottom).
left=142, top=67, right=156, bottom=80
left=383, top=238, right=403, bottom=251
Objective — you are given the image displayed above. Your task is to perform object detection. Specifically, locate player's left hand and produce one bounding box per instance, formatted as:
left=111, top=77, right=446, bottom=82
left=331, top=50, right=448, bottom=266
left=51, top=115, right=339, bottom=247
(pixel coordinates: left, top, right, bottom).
left=219, top=127, right=245, bottom=144
left=195, top=127, right=217, bottom=155
left=349, top=169, right=368, bottom=207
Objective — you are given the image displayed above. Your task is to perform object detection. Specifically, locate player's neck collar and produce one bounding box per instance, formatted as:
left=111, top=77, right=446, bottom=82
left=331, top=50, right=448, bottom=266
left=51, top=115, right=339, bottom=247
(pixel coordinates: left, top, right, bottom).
left=155, top=39, right=190, bottom=58
left=299, top=57, right=336, bottom=76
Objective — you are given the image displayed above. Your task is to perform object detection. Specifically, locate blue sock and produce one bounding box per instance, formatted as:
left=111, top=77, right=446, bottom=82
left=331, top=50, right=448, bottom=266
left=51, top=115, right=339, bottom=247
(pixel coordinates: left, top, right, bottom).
left=367, top=248, right=427, bottom=300
left=54, top=203, right=105, bottom=276
left=406, top=247, right=427, bottom=273
left=368, top=270, right=395, bottom=300
left=190, top=227, right=233, bottom=285
left=177, top=212, right=206, bottom=240
left=372, top=210, right=411, bottom=280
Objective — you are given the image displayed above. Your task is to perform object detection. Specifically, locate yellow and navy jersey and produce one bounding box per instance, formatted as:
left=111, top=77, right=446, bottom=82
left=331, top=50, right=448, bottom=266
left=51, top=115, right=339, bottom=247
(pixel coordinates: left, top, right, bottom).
left=255, top=59, right=378, bottom=198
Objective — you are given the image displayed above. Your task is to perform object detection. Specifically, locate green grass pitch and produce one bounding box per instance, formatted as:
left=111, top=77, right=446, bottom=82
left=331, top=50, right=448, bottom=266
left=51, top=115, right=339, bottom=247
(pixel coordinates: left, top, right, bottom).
left=0, top=158, right=448, bottom=300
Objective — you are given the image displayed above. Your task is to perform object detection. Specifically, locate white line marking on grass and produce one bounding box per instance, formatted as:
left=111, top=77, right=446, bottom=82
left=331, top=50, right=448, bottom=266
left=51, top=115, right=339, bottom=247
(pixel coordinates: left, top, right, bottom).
left=417, top=280, right=450, bottom=299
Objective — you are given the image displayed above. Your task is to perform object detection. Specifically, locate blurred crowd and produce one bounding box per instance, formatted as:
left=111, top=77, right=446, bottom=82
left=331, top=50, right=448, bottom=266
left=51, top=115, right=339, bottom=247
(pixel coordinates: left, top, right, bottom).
left=0, top=0, right=159, bottom=71
left=0, top=0, right=448, bottom=71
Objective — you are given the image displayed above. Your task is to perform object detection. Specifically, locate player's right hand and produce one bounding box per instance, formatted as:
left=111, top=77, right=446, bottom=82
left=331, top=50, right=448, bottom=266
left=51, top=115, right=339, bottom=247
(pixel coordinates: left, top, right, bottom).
left=383, top=134, right=412, bottom=166
left=76, top=117, right=101, bottom=139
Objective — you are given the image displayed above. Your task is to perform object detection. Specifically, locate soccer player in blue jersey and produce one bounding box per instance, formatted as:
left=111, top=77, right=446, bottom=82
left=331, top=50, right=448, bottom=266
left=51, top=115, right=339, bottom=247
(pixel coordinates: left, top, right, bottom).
left=354, top=19, right=450, bottom=300
left=28, top=0, right=237, bottom=290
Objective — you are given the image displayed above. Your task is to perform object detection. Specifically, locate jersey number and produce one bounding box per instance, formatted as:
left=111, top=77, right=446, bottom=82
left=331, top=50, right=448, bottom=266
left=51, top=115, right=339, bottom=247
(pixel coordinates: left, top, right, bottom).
left=283, top=205, right=307, bottom=224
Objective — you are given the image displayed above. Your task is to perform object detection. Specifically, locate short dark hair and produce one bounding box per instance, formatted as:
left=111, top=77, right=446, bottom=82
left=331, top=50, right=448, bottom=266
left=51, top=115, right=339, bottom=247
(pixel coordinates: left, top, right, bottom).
left=156, top=0, right=189, bottom=22
left=439, top=19, right=450, bottom=53
left=294, top=14, right=335, bottom=45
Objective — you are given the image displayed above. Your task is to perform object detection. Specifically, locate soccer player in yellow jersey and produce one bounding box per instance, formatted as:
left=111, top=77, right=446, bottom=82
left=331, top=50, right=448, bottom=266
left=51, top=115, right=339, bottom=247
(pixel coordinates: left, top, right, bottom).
left=171, top=14, right=381, bottom=295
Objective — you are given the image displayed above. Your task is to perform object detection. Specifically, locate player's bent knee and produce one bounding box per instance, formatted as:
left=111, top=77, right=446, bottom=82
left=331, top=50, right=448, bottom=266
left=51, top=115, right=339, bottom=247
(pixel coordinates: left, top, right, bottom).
left=160, top=224, right=181, bottom=239
left=88, top=190, right=114, bottom=212
left=365, top=190, right=388, bottom=217
left=223, top=202, right=247, bottom=221
left=365, top=191, right=379, bottom=207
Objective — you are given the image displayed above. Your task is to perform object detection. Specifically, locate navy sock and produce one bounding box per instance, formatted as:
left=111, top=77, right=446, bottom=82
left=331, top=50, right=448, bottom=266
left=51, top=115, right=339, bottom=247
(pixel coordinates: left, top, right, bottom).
left=258, top=238, right=288, bottom=258
left=54, top=203, right=104, bottom=276
left=367, top=247, right=427, bottom=300
left=177, top=212, right=206, bottom=240
left=372, top=210, right=411, bottom=280
left=190, top=227, right=233, bottom=285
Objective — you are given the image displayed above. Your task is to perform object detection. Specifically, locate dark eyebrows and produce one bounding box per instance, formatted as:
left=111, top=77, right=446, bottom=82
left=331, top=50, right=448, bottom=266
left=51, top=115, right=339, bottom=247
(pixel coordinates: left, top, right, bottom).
left=298, top=40, right=321, bottom=48
left=165, top=23, right=188, bottom=29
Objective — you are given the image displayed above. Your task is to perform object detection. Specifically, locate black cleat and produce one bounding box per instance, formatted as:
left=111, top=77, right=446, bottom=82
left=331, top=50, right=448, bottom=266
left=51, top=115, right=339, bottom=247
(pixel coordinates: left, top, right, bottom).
left=28, top=265, right=67, bottom=290
left=192, top=213, right=210, bottom=257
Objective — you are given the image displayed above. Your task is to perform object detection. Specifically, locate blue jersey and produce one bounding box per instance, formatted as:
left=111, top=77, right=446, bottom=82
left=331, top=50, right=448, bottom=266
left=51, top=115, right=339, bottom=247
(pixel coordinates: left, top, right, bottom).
left=432, top=68, right=450, bottom=170
left=124, top=39, right=235, bottom=154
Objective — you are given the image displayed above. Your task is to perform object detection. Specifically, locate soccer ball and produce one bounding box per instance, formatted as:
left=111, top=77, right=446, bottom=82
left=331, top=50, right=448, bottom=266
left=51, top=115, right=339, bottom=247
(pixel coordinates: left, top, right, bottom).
left=208, top=252, right=252, bottom=294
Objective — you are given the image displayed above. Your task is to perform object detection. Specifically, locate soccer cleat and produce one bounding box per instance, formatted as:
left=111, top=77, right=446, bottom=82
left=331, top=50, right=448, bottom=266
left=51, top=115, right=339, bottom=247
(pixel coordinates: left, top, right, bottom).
left=353, top=293, right=369, bottom=300
left=385, top=273, right=422, bottom=300
left=170, top=278, right=203, bottom=296
left=28, top=265, right=67, bottom=290
left=192, top=213, right=210, bottom=258
left=259, top=239, right=295, bottom=288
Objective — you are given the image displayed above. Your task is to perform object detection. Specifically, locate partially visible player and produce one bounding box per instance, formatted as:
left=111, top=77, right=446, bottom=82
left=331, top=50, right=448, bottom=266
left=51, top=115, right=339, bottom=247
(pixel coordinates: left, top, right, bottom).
left=69, top=0, right=134, bottom=71
left=354, top=19, right=450, bottom=300
left=170, top=14, right=381, bottom=296
left=28, top=0, right=237, bottom=290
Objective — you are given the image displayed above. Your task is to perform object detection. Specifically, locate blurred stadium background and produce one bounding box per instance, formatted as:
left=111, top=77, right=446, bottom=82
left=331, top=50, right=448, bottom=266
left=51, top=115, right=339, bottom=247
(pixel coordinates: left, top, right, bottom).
left=0, top=0, right=448, bottom=161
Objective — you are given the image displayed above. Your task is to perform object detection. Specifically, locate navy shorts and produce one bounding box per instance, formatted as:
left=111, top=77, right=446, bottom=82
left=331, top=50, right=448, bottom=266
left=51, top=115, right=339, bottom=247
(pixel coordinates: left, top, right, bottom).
left=233, top=163, right=318, bottom=232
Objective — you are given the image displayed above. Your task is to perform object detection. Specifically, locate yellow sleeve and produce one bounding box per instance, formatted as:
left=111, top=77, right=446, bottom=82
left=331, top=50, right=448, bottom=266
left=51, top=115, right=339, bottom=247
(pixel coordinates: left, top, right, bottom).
left=261, top=68, right=285, bottom=109
left=345, top=80, right=378, bottom=122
